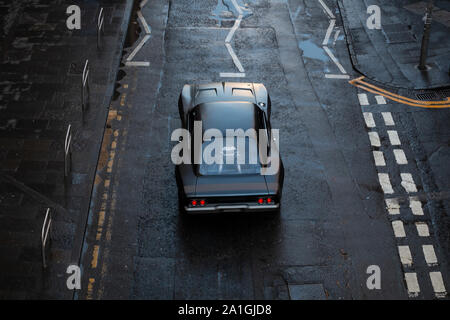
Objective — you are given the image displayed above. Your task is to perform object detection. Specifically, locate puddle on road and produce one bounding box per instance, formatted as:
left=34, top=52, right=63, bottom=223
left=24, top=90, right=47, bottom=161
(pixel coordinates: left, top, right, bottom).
left=298, top=39, right=328, bottom=62
left=211, top=0, right=253, bottom=25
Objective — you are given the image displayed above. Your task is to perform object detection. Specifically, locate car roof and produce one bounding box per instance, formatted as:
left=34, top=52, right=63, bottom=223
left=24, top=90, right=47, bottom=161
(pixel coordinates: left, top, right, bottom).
left=192, top=101, right=262, bottom=133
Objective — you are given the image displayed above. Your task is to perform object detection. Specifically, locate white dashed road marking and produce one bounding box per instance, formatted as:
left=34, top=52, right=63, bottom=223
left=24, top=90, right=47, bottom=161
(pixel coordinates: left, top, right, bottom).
left=415, top=222, right=430, bottom=237
left=392, top=220, right=406, bottom=238
left=358, top=93, right=369, bottom=106
left=405, top=273, right=420, bottom=297
left=429, top=272, right=447, bottom=298
left=357, top=90, right=447, bottom=299
left=363, top=112, right=375, bottom=128
left=381, top=112, right=395, bottom=126
left=398, top=245, right=413, bottom=266
left=375, top=95, right=387, bottom=104
left=373, top=151, right=386, bottom=166
left=387, top=130, right=401, bottom=146
left=378, top=173, right=394, bottom=194
left=409, top=198, right=424, bottom=216
left=401, top=173, right=418, bottom=193
left=393, top=149, right=408, bottom=165
left=385, top=198, right=400, bottom=215
left=422, top=245, right=438, bottom=266
left=368, top=131, right=381, bottom=147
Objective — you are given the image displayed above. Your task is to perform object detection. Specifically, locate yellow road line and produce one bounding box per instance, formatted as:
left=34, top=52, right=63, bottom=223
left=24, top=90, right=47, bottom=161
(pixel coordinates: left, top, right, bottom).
left=349, top=77, right=450, bottom=108
left=91, top=245, right=99, bottom=268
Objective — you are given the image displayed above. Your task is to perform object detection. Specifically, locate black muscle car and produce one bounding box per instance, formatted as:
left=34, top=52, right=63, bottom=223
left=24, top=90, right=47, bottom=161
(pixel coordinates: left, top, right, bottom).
left=175, top=82, right=284, bottom=214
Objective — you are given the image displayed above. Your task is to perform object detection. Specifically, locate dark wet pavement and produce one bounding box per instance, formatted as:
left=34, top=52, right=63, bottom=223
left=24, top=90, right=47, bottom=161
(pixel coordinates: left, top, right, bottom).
left=0, top=0, right=132, bottom=298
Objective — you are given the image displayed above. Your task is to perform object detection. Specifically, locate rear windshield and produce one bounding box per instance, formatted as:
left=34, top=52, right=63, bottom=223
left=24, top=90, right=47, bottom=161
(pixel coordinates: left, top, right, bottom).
left=198, top=136, right=261, bottom=176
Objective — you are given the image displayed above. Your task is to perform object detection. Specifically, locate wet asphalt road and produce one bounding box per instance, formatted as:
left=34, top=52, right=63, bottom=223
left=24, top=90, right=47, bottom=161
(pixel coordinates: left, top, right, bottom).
left=78, top=0, right=449, bottom=299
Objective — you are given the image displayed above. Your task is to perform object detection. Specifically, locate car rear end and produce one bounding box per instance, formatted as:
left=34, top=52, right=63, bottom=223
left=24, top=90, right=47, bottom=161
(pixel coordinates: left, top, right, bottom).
left=183, top=194, right=280, bottom=214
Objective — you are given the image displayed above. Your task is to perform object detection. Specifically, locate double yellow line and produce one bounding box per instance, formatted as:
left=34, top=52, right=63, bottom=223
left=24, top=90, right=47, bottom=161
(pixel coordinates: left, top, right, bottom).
left=349, top=76, right=450, bottom=108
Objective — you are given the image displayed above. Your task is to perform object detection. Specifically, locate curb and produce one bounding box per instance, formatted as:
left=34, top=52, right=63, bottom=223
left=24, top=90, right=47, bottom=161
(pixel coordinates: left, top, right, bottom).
left=337, top=0, right=450, bottom=91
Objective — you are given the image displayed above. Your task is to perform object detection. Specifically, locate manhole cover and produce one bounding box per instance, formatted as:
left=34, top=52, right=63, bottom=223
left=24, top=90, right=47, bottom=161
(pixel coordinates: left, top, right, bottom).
left=382, top=23, right=410, bottom=33
left=288, top=284, right=326, bottom=300
left=384, top=31, right=416, bottom=44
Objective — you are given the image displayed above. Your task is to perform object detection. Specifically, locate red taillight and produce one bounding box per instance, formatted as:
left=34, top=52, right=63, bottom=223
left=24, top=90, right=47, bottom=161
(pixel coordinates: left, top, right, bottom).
left=191, top=200, right=197, bottom=206
left=258, top=198, right=264, bottom=204
left=267, top=197, right=272, bottom=204
left=200, top=199, right=206, bottom=206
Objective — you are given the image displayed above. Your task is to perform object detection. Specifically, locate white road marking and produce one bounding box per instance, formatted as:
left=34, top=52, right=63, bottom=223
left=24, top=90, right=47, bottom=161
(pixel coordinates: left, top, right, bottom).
left=125, top=61, right=150, bottom=67
left=392, top=220, right=406, bottom=238
left=401, top=173, right=418, bottom=193
left=398, top=245, right=413, bottom=266
left=225, top=43, right=245, bottom=72
left=385, top=198, right=400, bottom=215
left=225, top=17, right=242, bottom=43
left=409, top=198, right=424, bottom=215
left=126, top=1, right=151, bottom=67
left=387, top=130, right=401, bottom=146
left=381, top=112, right=395, bottom=126
left=375, top=95, right=387, bottom=104
left=358, top=93, right=369, bottom=106
left=126, top=34, right=151, bottom=61
left=378, top=173, right=394, bottom=194
left=323, top=46, right=347, bottom=74
left=221, top=0, right=245, bottom=77
left=332, top=29, right=340, bottom=45
left=230, top=0, right=243, bottom=15
left=393, top=149, right=408, bottom=165
left=363, top=112, right=376, bottom=128
left=137, top=10, right=151, bottom=34
left=405, top=273, right=420, bottom=297
left=373, top=151, right=386, bottom=166
left=415, top=222, right=430, bottom=237
left=429, top=272, right=447, bottom=298
left=322, top=19, right=336, bottom=45
left=368, top=131, right=381, bottom=147
left=318, top=0, right=336, bottom=19
left=325, top=74, right=350, bottom=79
left=219, top=72, right=246, bottom=77
left=422, top=245, right=438, bottom=266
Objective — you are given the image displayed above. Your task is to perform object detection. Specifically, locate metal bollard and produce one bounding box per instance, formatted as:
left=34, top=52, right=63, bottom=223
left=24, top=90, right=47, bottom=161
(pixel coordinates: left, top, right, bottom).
left=97, top=7, right=105, bottom=49
left=64, top=124, right=72, bottom=179
left=41, top=208, right=52, bottom=269
left=81, top=59, right=90, bottom=113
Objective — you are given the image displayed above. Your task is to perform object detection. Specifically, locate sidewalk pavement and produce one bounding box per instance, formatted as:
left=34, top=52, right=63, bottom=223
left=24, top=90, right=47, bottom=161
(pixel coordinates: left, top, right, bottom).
left=0, top=0, right=132, bottom=298
left=338, top=0, right=450, bottom=90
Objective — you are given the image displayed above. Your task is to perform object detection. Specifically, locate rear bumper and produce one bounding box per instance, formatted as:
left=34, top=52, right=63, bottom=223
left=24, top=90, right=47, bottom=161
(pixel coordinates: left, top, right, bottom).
left=184, top=203, right=280, bottom=214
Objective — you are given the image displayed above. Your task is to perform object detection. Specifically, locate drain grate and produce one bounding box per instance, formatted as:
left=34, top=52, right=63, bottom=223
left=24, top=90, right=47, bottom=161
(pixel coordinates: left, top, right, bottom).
left=439, top=89, right=450, bottom=99
left=384, top=31, right=416, bottom=44
left=416, top=92, right=440, bottom=101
